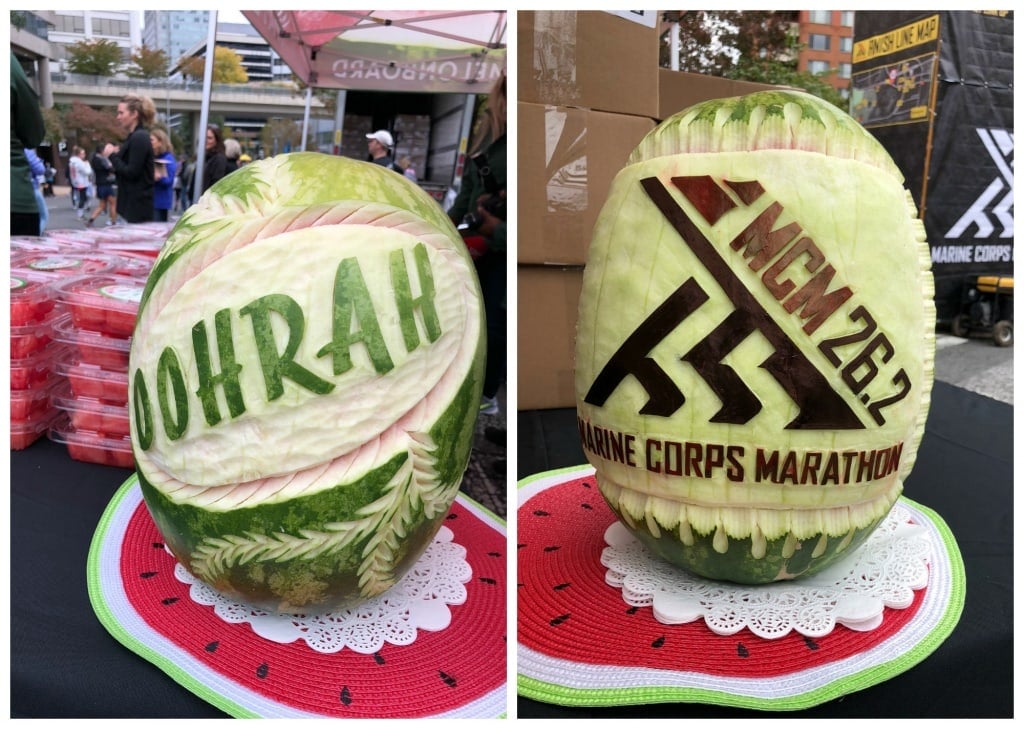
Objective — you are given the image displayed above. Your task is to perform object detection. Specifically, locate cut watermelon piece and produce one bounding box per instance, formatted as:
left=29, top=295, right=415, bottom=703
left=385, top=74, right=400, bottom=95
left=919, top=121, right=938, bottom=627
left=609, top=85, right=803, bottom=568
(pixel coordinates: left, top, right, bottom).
left=56, top=360, right=131, bottom=404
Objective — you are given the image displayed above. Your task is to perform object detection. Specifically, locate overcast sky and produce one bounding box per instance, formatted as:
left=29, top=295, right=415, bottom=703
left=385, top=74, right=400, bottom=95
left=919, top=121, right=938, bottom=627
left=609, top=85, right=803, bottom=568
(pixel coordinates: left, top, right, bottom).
left=138, top=9, right=248, bottom=29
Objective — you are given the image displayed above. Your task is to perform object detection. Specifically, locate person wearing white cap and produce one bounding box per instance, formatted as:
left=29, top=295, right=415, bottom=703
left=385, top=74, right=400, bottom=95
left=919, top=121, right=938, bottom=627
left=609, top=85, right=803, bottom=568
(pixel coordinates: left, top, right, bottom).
left=366, top=129, right=401, bottom=172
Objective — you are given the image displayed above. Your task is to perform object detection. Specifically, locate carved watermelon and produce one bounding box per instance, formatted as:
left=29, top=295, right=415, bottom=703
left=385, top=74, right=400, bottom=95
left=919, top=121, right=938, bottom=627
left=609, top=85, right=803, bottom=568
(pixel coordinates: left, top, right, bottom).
left=574, top=90, right=935, bottom=584
left=129, top=152, right=485, bottom=612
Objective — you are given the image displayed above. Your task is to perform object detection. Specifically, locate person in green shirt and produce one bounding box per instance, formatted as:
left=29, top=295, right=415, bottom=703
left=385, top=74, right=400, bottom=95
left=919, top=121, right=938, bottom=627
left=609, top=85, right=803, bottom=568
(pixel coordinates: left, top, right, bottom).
left=11, top=52, right=45, bottom=236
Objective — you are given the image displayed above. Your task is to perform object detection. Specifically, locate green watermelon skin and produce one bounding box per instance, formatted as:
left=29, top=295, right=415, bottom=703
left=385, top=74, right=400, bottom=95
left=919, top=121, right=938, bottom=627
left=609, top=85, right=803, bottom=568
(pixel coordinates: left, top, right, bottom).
left=129, top=153, right=485, bottom=613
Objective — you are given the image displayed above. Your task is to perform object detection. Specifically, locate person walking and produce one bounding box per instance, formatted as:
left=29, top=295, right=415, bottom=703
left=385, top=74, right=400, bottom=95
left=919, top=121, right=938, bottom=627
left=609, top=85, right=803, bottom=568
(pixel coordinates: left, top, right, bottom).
left=447, top=71, right=508, bottom=417
left=11, top=51, right=45, bottom=236
left=87, top=143, right=117, bottom=227
left=69, top=146, right=93, bottom=219
left=179, top=156, right=196, bottom=211
left=105, top=94, right=155, bottom=224
left=25, top=147, right=48, bottom=235
left=224, top=137, right=241, bottom=176
left=201, top=125, right=229, bottom=193
left=150, top=128, right=177, bottom=222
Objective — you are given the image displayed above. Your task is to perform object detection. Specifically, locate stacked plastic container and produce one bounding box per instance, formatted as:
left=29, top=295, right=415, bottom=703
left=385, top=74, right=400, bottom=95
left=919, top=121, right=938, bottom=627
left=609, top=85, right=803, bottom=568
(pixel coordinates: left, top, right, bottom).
left=10, top=226, right=165, bottom=466
left=10, top=270, right=64, bottom=450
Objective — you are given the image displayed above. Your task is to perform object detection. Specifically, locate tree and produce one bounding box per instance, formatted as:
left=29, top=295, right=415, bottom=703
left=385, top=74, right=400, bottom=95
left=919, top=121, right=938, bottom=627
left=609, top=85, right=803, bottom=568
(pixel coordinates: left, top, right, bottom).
left=179, top=46, right=249, bottom=84
left=65, top=38, right=123, bottom=76
left=41, top=106, right=64, bottom=146
left=62, top=101, right=122, bottom=150
left=662, top=11, right=845, bottom=109
left=127, top=45, right=170, bottom=79
left=260, top=118, right=302, bottom=156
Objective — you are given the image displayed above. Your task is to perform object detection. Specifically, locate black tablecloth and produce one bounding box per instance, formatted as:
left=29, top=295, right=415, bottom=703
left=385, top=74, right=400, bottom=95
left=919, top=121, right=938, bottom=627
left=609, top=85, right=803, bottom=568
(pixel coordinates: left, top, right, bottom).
left=8, top=381, right=1013, bottom=718
left=516, top=381, right=1013, bottom=718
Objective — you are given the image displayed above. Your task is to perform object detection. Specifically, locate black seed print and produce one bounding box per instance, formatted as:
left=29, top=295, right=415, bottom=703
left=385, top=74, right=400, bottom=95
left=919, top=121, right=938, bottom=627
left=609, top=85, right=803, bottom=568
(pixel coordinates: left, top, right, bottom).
left=439, top=671, right=458, bottom=688
left=517, top=583, right=524, bottom=588
left=626, top=606, right=639, bottom=615
left=553, top=583, right=571, bottom=591
left=549, top=614, right=570, bottom=626
left=582, top=481, right=592, bottom=489
left=737, top=643, right=749, bottom=658
left=651, top=636, right=666, bottom=649
left=445, top=513, right=458, bottom=520
left=152, top=542, right=164, bottom=549
left=487, top=551, right=502, bottom=558
left=478, top=577, right=497, bottom=585
left=517, top=543, right=526, bottom=549
left=256, top=663, right=269, bottom=679
left=140, top=571, right=158, bottom=578
left=161, top=597, right=179, bottom=606
left=373, top=652, right=385, bottom=666
left=340, top=686, right=352, bottom=705
left=581, top=503, right=593, bottom=510
left=205, top=641, right=219, bottom=652
left=533, top=510, right=550, bottom=516
left=804, top=636, right=820, bottom=651
left=543, top=545, right=561, bottom=553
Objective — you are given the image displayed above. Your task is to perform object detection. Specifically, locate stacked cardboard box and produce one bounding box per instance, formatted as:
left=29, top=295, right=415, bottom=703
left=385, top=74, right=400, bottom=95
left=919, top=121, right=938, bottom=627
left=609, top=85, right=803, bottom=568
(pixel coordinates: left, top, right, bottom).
left=340, top=114, right=374, bottom=161
left=518, top=11, right=779, bottom=410
left=518, top=10, right=660, bottom=410
left=394, top=114, right=431, bottom=177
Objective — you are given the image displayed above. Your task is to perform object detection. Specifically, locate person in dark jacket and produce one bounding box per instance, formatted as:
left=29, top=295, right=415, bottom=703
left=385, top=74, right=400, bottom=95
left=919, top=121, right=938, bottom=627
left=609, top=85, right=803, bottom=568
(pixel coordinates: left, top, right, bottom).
left=202, top=125, right=229, bottom=193
left=87, top=143, right=117, bottom=227
left=104, top=94, right=155, bottom=223
left=447, top=71, right=507, bottom=417
left=11, top=52, right=45, bottom=236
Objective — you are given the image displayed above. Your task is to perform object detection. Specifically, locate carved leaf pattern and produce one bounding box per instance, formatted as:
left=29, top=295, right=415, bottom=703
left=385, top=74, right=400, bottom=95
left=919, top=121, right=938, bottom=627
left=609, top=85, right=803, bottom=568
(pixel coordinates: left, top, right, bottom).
left=190, top=431, right=455, bottom=599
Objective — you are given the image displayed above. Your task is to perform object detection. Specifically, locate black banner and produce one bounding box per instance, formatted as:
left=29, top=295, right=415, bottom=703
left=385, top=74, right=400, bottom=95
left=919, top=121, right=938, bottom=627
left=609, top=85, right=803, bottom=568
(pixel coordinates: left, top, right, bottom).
left=852, top=11, right=1013, bottom=321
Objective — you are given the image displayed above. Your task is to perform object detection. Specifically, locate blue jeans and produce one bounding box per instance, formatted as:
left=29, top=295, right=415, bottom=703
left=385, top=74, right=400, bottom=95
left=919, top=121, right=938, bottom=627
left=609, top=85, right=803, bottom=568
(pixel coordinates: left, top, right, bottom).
left=34, top=186, right=48, bottom=234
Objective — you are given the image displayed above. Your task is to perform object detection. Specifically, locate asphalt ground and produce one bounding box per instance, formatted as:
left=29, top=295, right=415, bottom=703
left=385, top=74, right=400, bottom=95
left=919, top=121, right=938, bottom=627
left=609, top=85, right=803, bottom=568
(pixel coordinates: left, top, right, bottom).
left=35, top=189, right=1009, bottom=517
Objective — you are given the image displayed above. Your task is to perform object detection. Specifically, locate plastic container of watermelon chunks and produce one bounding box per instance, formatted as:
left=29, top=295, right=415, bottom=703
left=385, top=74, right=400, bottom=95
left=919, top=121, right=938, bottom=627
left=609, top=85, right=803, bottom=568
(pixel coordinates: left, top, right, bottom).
left=10, top=375, right=61, bottom=422
left=49, top=414, right=135, bottom=468
left=11, top=409, right=61, bottom=451
left=11, top=250, right=118, bottom=282
left=10, top=271, right=57, bottom=327
left=105, top=251, right=156, bottom=280
left=51, top=383, right=131, bottom=439
left=11, top=316, right=57, bottom=359
left=54, top=360, right=130, bottom=405
left=11, top=344, right=65, bottom=391
left=51, top=315, right=131, bottom=371
left=53, top=273, right=144, bottom=339
left=11, top=236, right=62, bottom=254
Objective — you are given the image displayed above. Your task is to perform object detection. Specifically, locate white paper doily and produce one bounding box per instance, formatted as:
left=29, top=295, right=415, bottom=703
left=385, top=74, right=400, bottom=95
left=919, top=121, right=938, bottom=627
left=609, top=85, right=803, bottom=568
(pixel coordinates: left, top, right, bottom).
left=602, top=504, right=932, bottom=639
left=174, top=525, right=472, bottom=654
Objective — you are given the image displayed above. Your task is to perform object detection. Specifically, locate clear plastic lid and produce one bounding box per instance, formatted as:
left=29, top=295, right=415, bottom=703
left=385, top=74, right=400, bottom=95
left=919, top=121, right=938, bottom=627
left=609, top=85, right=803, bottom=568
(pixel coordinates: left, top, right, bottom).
left=10, top=250, right=118, bottom=281
left=10, top=270, right=57, bottom=326
left=53, top=273, right=143, bottom=338
left=51, top=314, right=131, bottom=371
left=54, top=359, right=131, bottom=405
left=49, top=413, right=135, bottom=468
left=11, top=314, right=58, bottom=359
left=51, top=382, right=131, bottom=438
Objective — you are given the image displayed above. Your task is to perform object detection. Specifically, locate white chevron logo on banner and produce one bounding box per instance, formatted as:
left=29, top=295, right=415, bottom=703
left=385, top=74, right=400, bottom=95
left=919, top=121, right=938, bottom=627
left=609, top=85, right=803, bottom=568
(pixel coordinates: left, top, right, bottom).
left=945, top=128, right=1014, bottom=239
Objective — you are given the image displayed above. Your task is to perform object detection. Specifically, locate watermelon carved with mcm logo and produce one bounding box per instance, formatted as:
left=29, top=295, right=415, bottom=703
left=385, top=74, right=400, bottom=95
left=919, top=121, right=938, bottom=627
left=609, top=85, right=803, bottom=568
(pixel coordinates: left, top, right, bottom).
left=129, top=152, right=485, bottom=613
left=574, top=90, right=935, bottom=584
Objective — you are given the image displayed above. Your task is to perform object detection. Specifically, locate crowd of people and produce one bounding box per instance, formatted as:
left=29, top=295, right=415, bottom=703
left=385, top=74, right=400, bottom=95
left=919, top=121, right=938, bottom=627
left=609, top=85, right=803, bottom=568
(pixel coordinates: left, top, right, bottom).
left=12, top=73, right=508, bottom=426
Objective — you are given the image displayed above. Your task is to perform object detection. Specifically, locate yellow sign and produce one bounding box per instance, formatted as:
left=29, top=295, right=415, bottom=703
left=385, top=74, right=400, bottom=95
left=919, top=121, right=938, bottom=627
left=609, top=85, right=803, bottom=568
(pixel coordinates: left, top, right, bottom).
left=853, top=14, right=940, bottom=64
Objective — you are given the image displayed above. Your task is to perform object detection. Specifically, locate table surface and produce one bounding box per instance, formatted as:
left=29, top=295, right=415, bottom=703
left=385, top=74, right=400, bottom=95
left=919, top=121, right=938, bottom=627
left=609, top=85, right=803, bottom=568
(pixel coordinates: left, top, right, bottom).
left=516, top=381, right=1013, bottom=719
left=9, top=381, right=1012, bottom=718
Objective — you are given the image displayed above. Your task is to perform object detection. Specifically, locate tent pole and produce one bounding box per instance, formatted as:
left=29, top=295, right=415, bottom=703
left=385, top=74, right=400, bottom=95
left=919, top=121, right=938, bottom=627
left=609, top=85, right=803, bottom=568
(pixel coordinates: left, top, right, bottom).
left=194, top=11, right=217, bottom=203
left=301, top=86, right=312, bottom=152
left=334, top=90, right=347, bottom=155
left=452, top=93, right=477, bottom=194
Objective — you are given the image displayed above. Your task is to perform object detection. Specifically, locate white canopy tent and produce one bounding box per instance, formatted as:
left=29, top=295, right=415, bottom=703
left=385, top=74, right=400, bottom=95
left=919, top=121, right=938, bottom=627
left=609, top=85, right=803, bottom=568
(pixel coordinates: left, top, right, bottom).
left=191, top=10, right=506, bottom=200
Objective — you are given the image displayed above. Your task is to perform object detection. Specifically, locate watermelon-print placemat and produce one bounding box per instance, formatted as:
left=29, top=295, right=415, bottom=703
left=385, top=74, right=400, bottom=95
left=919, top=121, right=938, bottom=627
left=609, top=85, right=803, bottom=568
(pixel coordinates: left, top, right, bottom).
left=517, top=465, right=964, bottom=711
left=88, top=474, right=507, bottom=718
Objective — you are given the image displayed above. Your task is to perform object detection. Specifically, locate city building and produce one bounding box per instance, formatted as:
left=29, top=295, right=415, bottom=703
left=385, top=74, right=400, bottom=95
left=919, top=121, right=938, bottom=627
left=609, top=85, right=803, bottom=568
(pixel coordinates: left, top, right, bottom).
left=142, top=10, right=210, bottom=67
left=796, top=10, right=856, bottom=98
left=46, top=10, right=142, bottom=66
left=173, top=22, right=292, bottom=83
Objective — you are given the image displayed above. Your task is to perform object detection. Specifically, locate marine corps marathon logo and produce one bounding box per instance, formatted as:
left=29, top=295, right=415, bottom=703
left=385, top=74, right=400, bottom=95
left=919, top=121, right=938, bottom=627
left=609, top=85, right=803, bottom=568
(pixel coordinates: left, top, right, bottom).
left=583, top=175, right=914, bottom=430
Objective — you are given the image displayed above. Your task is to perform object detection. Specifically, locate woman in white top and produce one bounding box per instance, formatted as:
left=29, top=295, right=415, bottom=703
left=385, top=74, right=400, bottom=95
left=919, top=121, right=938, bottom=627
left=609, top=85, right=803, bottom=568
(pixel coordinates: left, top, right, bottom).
left=68, top=146, right=93, bottom=218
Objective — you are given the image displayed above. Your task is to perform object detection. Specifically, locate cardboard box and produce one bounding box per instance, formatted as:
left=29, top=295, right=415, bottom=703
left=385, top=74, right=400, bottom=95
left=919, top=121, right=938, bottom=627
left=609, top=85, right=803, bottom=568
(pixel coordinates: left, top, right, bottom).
left=519, top=10, right=660, bottom=117
left=658, top=69, right=780, bottom=120
left=518, top=102, right=655, bottom=265
left=518, top=265, right=584, bottom=410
